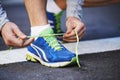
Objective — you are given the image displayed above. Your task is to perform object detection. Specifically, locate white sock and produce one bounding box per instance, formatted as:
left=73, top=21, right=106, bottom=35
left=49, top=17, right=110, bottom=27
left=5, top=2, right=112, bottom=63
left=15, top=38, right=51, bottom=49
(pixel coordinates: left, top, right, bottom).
left=31, top=24, right=51, bottom=39
left=47, top=0, right=62, bottom=14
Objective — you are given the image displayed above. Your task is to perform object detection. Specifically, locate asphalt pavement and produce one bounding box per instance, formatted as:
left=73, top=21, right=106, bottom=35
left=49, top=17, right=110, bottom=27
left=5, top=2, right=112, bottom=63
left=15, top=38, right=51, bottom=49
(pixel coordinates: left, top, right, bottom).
left=0, top=50, right=120, bottom=80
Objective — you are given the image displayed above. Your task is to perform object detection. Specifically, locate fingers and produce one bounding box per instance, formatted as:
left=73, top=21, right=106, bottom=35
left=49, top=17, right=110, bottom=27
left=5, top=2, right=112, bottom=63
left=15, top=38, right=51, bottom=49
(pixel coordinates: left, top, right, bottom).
left=13, top=24, right=27, bottom=39
left=64, top=17, right=85, bottom=43
left=63, top=24, right=85, bottom=39
left=63, top=34, right=84, bottom=42
left=12, top=25, right=34, bottom=47
left=1, top=22, right=34, bottom=48
left=66, top=20, right=73, bottom=34
left=4, top=36, right=24, bottom=47
left=4, top=34, right=34, bottom=48
left=22, top=38, right=34, bottom=47
left=63, top=29, right=85, bottom=42
left=64, top=25, right=85, bottom=38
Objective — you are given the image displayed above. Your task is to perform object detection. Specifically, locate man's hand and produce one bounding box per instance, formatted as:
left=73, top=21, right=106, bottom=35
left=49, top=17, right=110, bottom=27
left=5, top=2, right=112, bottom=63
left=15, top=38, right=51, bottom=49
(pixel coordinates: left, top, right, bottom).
left=63, top=17, right=85, bottom=42
left=1, top=22, right=34, bottom=47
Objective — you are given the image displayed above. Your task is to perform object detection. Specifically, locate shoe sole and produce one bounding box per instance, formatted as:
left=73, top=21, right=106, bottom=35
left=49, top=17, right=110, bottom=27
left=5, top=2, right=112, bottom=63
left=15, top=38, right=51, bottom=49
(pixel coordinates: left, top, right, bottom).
left=26, top=52, right=76, bottom=68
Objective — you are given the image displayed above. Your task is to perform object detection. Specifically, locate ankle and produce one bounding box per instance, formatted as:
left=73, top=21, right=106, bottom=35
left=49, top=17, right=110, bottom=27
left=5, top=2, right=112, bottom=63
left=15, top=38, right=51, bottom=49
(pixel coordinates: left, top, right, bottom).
left=31, top=24, right=51, bottom=38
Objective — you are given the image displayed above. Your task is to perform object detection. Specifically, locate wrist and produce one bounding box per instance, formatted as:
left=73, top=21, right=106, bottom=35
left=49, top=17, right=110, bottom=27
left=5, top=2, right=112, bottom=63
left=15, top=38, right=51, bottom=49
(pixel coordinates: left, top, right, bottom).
left=66, top=16, right=81, bottom=21
left=0, top=21, right=9, bottom=37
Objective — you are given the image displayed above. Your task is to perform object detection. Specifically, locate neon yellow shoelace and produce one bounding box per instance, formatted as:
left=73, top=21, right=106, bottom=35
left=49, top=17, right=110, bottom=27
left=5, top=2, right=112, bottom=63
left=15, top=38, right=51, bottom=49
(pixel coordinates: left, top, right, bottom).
left=43, top=35, right=62, bottom=51
left=74, top=30, right=81, bottom=68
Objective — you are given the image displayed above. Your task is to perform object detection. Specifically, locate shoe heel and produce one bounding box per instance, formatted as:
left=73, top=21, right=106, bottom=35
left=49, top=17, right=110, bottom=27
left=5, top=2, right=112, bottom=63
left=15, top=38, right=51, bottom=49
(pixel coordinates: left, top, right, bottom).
left=26, top=54, right=38, bottom=62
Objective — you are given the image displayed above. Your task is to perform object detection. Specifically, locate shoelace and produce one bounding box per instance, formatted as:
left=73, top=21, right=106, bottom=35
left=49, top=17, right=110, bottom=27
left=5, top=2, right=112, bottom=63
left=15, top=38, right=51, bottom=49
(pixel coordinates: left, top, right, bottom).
left=74, top=30, right=81, bottom=68
left=1, top=30, right=80, bottom=68
left=54, top=11, right=63, bottom=33
left=43, top=35, right=62, bottom=51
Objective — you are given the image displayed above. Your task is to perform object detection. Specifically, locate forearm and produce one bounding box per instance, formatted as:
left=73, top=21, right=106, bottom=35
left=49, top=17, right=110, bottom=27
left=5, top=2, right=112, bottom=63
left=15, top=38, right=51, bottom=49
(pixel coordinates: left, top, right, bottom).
left=66, top=0, right=84, bottom=20
left=0, top=3, right=9, bottom=31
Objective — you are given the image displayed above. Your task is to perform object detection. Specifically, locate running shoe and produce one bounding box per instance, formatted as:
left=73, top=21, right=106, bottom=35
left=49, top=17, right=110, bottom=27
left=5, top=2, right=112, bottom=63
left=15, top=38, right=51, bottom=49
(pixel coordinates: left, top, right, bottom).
left=47, top=11, right=63, bottom=33
left=26, top=27, right=76, bottom=67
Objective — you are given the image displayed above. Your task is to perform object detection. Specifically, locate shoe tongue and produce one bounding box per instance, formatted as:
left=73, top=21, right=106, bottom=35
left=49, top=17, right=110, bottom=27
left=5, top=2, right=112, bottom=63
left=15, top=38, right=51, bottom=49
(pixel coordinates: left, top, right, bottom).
left=39, top=27, right=54, bottom=36
left=39, top=28, right=62, bottom=51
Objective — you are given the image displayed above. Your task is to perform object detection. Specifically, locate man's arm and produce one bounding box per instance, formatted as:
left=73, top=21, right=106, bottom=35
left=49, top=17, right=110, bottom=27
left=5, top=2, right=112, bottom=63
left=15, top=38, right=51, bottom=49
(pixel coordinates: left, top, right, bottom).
left=0, top=3, right=34, bottom=47
left=66, top=0, right=83, bottom=20
left=0, top=3, right=9, bottom=31
left=63, top=0, right=85, bottom=42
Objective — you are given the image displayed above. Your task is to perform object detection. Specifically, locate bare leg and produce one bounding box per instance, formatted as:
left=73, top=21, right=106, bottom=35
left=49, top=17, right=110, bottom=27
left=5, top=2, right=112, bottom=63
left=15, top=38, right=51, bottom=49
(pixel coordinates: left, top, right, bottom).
left=24, top=0, right=48, bottom=27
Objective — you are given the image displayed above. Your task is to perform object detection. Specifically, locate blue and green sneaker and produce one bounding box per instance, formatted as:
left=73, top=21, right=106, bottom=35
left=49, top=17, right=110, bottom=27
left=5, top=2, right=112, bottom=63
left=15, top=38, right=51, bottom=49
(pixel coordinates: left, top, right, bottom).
left=26, top=27, right=76, bottom=67
left=47, top=11, right=63, bottom=33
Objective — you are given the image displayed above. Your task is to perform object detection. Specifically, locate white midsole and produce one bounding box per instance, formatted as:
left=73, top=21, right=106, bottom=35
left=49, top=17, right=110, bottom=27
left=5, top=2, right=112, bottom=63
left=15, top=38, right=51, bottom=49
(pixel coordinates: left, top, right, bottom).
left=27, top=52, right=74, bottom=67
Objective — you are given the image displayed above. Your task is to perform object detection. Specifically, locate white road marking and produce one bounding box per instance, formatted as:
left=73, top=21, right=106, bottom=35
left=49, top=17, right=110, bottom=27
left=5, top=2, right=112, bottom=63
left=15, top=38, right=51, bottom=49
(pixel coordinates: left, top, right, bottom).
left=0, top=37, right=120, bottom=64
